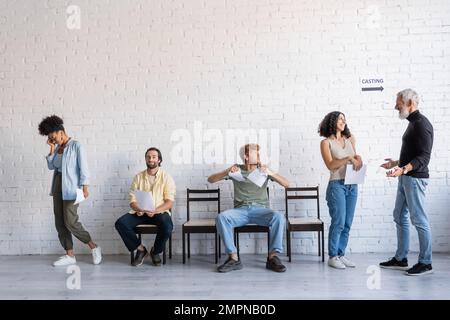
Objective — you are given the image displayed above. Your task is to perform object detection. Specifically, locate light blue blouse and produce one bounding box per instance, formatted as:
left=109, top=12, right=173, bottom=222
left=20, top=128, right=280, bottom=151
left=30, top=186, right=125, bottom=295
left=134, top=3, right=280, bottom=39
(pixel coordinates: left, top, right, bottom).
left=46, top=139, right=90, bottom=200
left=53, top=153, right=63, bottom=173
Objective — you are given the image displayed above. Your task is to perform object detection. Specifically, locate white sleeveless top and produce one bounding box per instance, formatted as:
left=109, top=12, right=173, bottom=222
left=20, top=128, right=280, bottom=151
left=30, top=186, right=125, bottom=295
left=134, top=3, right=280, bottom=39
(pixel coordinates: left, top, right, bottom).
left=328, top=138, right=355, bottom=181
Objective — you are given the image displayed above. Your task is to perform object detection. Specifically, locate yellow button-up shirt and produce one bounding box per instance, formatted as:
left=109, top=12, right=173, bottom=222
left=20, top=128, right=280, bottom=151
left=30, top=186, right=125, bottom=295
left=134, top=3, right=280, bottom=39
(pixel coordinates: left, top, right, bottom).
left=128, top=168, right=176, bottom=214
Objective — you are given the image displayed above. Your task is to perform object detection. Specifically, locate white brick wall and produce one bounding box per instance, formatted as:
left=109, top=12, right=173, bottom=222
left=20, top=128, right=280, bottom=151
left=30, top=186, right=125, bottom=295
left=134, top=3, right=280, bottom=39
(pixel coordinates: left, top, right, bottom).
left=1, top=0, right=449, bottom=255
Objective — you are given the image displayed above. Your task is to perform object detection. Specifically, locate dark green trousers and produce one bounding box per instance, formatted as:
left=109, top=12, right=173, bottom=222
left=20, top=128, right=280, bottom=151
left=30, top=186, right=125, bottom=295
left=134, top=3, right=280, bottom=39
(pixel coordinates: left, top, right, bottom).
left=53, top=173, right=91, bottom=250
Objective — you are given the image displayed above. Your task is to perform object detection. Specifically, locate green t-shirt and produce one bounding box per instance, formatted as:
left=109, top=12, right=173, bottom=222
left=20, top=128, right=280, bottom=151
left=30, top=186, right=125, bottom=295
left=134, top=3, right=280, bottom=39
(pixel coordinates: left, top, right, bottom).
left=226, top=165, right=273, bottom=208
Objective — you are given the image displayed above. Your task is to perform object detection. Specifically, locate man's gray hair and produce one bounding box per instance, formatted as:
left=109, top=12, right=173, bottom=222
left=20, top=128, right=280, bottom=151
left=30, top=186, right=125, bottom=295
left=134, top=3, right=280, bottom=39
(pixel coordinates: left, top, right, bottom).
left=397, top=88, right=420, bottom=106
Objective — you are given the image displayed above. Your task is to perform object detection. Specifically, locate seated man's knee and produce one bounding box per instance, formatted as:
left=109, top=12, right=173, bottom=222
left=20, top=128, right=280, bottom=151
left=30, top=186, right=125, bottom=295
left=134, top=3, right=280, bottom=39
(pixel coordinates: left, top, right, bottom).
left=216, top=212, right=228, bottom=224
left=114, top=214, right=128, bottom=231
left=273, top=211, right=285, bottom=223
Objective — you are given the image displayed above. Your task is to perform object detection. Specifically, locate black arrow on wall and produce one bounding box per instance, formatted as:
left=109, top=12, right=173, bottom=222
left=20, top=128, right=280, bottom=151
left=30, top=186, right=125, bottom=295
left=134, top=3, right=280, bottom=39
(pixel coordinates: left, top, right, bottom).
left=362, top=86, right=384, bottom=92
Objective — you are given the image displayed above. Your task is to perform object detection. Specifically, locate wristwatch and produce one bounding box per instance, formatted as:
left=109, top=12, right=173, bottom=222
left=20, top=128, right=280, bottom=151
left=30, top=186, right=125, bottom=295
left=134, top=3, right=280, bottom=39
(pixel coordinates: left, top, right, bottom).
left=402, top=166, right=409, bottom=175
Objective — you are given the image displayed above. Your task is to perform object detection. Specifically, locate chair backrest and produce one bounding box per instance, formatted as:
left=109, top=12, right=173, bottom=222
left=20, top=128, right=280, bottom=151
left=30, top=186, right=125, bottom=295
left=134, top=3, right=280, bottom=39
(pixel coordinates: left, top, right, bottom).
left=284, top=186, right=320, bottom=220
left=186, top=188, right=220, bottom=221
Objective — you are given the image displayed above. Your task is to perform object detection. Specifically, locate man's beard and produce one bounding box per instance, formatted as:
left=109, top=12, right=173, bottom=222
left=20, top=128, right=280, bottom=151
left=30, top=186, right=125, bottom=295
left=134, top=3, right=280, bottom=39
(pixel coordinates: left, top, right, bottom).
left=398, top=108, right=410, bottom=120
left=147, top=163, right=158, bottom=169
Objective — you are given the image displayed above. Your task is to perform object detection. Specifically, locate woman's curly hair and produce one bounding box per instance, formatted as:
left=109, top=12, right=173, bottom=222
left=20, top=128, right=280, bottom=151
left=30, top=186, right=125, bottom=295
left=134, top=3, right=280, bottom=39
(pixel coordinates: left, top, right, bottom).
left=38, top=115, right=65, bottom=136
left=318, top=111, right=351, bottom=138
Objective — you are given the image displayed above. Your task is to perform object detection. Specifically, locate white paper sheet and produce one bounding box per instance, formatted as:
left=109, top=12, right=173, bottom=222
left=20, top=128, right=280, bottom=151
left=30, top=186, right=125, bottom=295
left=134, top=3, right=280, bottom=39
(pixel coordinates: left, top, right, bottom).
left=247, top=169, right=268, bottom=188
left=344, top=164, right=367, bottom=185
left=134, top=190, right=155, bottom=210
left=74, top=188, right=85, bottom=205
left=229, top=170, right=246, bottom=182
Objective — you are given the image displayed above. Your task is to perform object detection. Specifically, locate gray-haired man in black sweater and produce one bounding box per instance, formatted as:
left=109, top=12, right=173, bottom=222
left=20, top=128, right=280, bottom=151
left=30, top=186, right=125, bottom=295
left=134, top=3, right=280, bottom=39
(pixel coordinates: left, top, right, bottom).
left=379, top=89, right=434, bottom=276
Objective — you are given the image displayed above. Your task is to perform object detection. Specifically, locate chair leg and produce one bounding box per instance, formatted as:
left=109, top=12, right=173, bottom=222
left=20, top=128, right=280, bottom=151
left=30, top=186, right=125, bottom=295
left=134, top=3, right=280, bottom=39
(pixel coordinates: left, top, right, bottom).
left=218, top=234, right=222, bottom=258
left=182, top=230, right=186, bottom=264
left=286, top=228, right=289, bottom=257
left=236, top=231, right=240, bottom=259
left=287, top=230, right=291, bottom=263
left=163, top=243, right=167, bottom=265
left=215, top=232, right=218, bottom=264
left=318, top=231, right=321, bottom=256
left=130, top=250, right=134, bottom=265
left=169, top=235, right=172, bottom=259
left=187, top=233, right=191, bottom=258
left=321, top=229, right=325, bottom=262
left=267, top=231, right=270, bottom=258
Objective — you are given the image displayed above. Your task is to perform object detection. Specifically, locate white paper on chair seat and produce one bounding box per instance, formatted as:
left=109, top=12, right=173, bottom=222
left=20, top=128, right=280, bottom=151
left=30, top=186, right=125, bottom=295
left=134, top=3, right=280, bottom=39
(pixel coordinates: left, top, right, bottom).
left=74, top=188, right=85, bottom=205
left=229, top=170, right=246, bottom=182
left=134, top=190, right=155, bottom=210
left=344, top=164, right=367, bottom=185
left=247, top=169, right=268, bottom=188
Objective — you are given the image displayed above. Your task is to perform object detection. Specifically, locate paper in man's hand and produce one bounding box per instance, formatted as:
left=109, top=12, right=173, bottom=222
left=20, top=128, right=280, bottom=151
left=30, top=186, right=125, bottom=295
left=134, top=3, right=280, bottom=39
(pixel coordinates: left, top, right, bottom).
left=229, top=170, right=246, bottom=182
left=247, top=169, right=268, bottom=188
left=134, top=190, right=155, bottom=210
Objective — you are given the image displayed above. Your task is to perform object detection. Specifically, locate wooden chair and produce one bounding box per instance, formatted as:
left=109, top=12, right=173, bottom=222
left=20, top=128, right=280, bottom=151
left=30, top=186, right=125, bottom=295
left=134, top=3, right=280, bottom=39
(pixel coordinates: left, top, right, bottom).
left=285, top=186, right=324, bottom=262
left=182, top=188, right=221, bottom=264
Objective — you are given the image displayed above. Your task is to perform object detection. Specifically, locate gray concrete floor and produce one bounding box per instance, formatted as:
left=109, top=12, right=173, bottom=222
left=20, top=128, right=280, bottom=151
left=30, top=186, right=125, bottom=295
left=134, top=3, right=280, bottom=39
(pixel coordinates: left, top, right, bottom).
left=0, top=253, right=449, bottom=300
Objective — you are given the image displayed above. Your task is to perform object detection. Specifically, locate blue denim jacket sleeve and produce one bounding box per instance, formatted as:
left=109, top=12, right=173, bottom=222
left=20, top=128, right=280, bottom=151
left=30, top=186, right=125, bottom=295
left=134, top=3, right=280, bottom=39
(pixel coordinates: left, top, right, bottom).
left=77, top=143, right=90, bottom=186
left=46, top=154, right=55, bottom=170
left=46, top=145, right=60, bottom=170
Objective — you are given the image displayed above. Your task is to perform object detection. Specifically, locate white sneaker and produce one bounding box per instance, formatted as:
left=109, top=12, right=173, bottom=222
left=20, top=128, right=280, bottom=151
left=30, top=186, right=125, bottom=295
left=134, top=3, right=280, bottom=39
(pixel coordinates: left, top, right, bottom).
left=92, top=246, right=102, bottom=265
left=328, top=256, right=346, bottom=269
left=53, top=255, right=76, bottom=267
left=339, top=256, right=356, bottom=268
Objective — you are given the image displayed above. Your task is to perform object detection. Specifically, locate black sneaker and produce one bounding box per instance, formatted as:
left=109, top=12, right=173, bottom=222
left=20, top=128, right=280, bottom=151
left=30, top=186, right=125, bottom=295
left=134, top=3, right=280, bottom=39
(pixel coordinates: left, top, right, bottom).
left=406, top=263, right=433, bottom=276
left=266, top=256, right=287, bottom=273
left=379, top=257, right=408, bottom=270
left=217, top=257, right=243, bottom=273
left=132, top=247, right=148, bottom=266
left=150, top=247, right=162, bottom=266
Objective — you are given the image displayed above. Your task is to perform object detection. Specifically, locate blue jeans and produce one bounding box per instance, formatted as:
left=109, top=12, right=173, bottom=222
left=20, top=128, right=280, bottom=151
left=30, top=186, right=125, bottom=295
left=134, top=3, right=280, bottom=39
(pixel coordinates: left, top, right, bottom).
left=115, top=212, right=173, bottom=255
left=216, top=205, right=285, bottom=254
left=393, top=175, right=432, bottom=264
left=326, top=180, right=358, bottom=257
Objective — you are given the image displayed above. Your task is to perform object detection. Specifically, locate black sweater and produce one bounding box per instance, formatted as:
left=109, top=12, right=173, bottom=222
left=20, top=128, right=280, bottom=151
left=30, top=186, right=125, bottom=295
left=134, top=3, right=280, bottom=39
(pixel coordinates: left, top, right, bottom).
left=399, top=110, right=434, bottom=178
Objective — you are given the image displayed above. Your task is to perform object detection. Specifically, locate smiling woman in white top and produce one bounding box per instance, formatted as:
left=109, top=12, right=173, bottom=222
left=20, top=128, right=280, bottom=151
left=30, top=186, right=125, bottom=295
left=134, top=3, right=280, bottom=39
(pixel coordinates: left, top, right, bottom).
left=38, top=115, right=102, bottom=267
left=318, top=111, right=363, bottom=270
